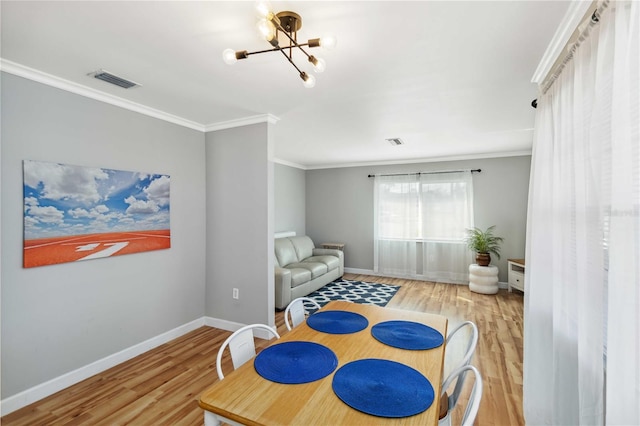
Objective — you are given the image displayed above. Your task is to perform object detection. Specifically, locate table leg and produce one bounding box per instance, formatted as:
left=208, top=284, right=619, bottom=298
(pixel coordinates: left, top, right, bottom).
left=204, top=410, right=221, bottom=426
left=204, top=410, right=243, bottom=426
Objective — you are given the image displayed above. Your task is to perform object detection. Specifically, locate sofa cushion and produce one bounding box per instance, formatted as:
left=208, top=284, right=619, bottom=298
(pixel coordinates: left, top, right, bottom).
left=289, top=268, right=312, bottom=287
left=289, top=236, right=315, bottom=261
left=275, top=237, right=299, bottom=267
left=287, top=262, right=328, bottom=279
left=305, top=255, right=339, bottom=271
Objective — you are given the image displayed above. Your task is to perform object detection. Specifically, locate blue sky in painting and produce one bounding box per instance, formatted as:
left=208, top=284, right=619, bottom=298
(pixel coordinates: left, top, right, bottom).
left=23, top=160, right=170, bottom=240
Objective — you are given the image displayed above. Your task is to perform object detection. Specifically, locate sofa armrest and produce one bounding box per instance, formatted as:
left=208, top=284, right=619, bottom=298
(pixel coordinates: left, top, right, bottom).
left=274, top=267, right=292, bottom=310
left=312, top=248, right=343, bottom=258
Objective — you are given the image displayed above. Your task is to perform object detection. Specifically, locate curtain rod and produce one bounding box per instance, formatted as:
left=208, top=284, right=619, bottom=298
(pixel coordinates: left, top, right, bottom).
left=367, top=169, right=481, bottom=178
left=540, top=0, right=609, bottom=95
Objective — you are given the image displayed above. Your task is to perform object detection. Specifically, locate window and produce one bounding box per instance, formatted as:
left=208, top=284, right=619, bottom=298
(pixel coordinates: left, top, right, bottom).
left=374, top=171, right=474, bottom=283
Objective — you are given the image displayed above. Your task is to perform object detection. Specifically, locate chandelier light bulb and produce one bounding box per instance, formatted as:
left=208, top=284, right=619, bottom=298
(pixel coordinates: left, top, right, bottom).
left=301, top=72, right=316, bottom=88
left=257, top=19, right=277, bottom=41
left=320, top=34, right=337, bottom=50
left=309, top=56, right=326, bottom=73
left=255, top=1, right=272, bottom=18
left=222, top=48, right=238, bottom=65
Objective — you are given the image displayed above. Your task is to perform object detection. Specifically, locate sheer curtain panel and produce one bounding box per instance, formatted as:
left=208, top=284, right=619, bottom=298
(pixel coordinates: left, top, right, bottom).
left=373, top=171, right=474, bottom=283
left=524, top=1, right=640, bottom=424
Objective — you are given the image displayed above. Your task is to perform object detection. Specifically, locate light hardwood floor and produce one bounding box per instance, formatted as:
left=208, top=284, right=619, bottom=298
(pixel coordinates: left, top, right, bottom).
left=1, top=273, right=524, bottom=425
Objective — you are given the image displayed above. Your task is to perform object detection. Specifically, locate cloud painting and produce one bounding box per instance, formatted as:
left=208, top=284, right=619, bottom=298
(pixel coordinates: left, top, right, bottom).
left=23, top=160, right=171, bottom=268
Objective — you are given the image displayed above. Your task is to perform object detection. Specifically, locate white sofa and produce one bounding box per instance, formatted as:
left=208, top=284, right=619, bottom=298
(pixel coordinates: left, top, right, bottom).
left=274, top=236, right=344, bottom=310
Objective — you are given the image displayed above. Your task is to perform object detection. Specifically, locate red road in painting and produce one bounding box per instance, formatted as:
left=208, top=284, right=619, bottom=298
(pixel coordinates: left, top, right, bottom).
left=23, top=230, right=171, bottom=268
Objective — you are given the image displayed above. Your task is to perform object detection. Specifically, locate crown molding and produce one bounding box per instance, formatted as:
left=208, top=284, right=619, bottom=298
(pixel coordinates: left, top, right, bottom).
left=304, top=150, right=533, bottom=171
left=1, top=59, right=530, bottom=170
left=0, top=59, right=206, bottom=131
left=0, top=59, right=280, bottom=133
left=531, top=0, right=595, bottom=84
left=272, top=157, right=307, bottom=170
left=204, top=114, right=280, bottom=132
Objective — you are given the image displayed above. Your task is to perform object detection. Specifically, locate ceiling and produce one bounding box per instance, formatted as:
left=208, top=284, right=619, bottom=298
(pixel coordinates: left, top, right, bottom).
left=1, top=1, right=570, bottom=169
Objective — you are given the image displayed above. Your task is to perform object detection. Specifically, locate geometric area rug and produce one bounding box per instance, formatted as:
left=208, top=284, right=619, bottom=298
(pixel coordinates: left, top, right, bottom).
left=304, top=278, right=400, bottom=314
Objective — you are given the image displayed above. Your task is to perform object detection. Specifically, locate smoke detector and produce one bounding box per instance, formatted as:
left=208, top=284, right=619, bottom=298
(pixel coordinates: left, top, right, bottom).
left=386, top=138, right=404, bottom=146
left=89, top=69, right=141, bottom=89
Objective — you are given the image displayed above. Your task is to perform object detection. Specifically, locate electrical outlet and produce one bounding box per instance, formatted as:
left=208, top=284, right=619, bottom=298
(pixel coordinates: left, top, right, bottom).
left=233, top=288, right=239, bottom=299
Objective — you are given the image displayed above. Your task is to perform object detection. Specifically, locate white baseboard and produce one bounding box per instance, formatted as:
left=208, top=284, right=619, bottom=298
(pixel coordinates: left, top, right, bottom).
left=345, top=268, right=510, bottom=289
left=0, top=317, right=205, bottom=416
left=0, top=315, right=279, bottom=415
left=204, top=316, right=277, bottom=340
left=344, top=268, right=464, bottom=285
left=343, top=267, right=375, bottom=275
left=204, top=316, right=244, bottom=331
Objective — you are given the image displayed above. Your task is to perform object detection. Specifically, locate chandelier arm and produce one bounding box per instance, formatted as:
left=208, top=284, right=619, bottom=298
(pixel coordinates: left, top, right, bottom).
left=244, top=43, right=311, bottom=57
left=272, top=22, right=313, bottom=60
left=245, top=47, right=283, bottom=56
left=278, top=48, right=304, bottom=75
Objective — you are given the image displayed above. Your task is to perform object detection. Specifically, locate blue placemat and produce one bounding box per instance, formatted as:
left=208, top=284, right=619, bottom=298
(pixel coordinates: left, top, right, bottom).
left=306, top=310, right=369, bottom=334
left=371, top=320, right=444, bottom=350
left=332, top=358, right=434, bottom=418
left=254, top=341, right=338, bottom=384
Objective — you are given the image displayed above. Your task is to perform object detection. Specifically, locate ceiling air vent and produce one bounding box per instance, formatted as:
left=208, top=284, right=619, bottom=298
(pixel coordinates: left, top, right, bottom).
left=90, top=69, right=141, bottom=89
left=386, top=138, right=404, bottom=146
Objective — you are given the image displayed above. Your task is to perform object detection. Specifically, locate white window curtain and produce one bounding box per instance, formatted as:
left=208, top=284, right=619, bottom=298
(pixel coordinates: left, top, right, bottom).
left=524, top=1, right=640, bottom=424
left=373, top=171, right=474, bottom=283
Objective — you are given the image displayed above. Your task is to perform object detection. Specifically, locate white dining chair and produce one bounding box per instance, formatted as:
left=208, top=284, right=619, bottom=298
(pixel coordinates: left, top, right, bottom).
left=438, top=364, right=483, bottom=426
left=216, top=324, right=280, bottom=380
left=284, top=297, right=322, bottom=331
left=439, top=321, right=479, bottom=420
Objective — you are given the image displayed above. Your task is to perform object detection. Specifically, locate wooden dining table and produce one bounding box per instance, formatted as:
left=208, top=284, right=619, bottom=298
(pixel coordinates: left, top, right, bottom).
left=199, top=300, right=449, bottom=426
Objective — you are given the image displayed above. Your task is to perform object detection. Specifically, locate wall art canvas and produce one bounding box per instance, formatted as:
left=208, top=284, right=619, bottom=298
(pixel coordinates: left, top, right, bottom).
left=23, top=160, right=171, bottom=268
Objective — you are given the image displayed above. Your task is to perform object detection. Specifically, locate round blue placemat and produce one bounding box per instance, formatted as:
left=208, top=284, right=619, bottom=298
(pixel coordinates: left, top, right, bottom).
left=332, top=358, right=434, bottom=418
left=254, top=341, right=338, bottom=384
left=371, top=320, right=444, bottom=350
left=306, top=310, right=369, bottom=334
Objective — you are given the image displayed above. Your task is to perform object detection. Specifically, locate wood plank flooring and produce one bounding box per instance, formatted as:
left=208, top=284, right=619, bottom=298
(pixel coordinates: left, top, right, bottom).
left=1, top=273, right=524, bottom=425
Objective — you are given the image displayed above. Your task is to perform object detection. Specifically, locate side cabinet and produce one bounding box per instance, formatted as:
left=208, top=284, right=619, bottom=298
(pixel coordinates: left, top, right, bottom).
left=507, top=259, right=525, bottom=293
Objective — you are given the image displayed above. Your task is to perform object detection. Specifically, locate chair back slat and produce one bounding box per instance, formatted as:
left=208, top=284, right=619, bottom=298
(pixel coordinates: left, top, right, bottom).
left=284, top=297, right=322, bottom=330
left=216, top=324, right=280, bottom=380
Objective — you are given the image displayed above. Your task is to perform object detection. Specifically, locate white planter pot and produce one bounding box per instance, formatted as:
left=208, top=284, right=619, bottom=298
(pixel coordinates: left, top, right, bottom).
left=468, top=264, right=499, bottom=294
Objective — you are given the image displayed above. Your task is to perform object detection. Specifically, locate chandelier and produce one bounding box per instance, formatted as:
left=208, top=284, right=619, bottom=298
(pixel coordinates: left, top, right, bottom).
left=222, top=2, right=337, bottom=88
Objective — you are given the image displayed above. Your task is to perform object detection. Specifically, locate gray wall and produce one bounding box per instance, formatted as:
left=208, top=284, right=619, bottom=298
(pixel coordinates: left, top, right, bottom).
left=274, top=163, right=305, bottom=237
left=0, top=73, right=207, bottom=398
left=205, top=124, right=275, bottom=327
left=306, top=156, right=531, bottom=282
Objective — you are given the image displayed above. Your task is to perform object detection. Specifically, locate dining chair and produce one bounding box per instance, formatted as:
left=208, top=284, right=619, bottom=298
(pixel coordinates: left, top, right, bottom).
left=284, top=297, right=322, bottom=331
left=439, top=321, right=479, bottom=420
left=216, top=324, right=280, bottom=380
left=438, top=364, right=483, bottom=426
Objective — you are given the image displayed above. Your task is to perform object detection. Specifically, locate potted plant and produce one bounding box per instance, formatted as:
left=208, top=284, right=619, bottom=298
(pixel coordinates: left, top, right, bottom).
left=464, top=225, right=504, bottom=267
